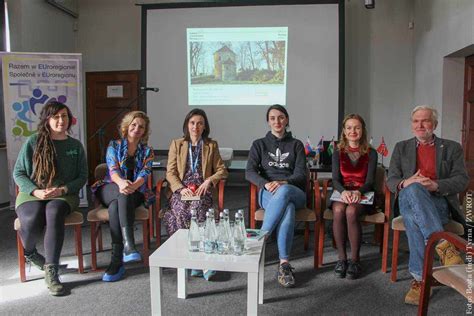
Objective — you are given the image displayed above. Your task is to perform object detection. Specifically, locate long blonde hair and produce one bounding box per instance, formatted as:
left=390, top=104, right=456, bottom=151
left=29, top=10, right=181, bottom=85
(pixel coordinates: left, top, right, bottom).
left=120, top=111, right=151, bottom=144
left=337, top=113, right=370, bottom=155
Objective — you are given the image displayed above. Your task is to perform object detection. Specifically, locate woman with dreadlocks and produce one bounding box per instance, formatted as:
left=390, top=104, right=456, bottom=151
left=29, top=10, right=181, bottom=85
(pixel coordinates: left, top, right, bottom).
left=13, top=101, right=87, bottom=296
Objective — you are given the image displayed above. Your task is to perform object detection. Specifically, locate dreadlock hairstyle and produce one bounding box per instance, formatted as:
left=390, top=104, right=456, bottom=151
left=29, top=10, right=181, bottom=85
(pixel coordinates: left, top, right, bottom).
left=32, top=101, right=73, bottom=189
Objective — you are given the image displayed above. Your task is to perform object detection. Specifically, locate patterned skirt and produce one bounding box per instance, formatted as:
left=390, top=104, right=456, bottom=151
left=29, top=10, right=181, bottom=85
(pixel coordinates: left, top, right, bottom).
left=163, top=169, right=213, bottom=236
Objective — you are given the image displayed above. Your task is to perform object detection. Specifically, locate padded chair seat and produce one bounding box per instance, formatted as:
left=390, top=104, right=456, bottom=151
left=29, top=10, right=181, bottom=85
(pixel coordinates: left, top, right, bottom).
left=15, top=211, right=83, bottom=230
left=255, top=208, right=316, bottom=222
left=391, top=216, right=464, bottom=235
left=323, top=208, right=385, bottom=223
left=432, top=264, right=468, bottom=299
left=87, top=206, right=149, bottom=222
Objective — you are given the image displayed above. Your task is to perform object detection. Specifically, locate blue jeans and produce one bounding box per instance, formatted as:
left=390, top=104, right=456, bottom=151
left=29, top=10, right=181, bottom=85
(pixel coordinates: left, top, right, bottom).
left=398, top=183, right=449, bottom=281
left=259, top=184, right=306, bottom=260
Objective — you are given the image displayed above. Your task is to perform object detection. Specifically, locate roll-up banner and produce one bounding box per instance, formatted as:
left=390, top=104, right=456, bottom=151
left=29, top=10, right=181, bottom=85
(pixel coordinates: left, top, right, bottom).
left=1, top=52, right=87, bottom=208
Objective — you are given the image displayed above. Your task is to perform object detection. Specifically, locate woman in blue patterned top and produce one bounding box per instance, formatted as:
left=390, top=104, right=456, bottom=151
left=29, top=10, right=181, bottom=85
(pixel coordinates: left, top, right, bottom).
left=93, top=111, right=154, bottom=282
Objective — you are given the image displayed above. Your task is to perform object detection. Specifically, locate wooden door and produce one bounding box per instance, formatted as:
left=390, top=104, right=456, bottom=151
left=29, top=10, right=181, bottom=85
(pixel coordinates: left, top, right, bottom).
left=462, top=55, right=474, bottom=190
left=86, top=70, right=140, bottom=183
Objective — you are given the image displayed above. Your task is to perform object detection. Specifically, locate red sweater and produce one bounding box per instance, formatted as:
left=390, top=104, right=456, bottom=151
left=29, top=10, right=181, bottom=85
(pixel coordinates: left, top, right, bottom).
left=416, top=144, right=436, bottom=180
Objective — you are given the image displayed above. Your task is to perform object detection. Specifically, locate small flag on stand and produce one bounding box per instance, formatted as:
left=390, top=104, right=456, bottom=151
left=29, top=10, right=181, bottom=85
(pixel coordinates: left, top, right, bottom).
left=304, top=136, right=314, bottom=156
left=376, top=137, right=389, bottom=157
left=315, top=137, right=324, bottom=156
left=327, top=136, right=336, bottom=156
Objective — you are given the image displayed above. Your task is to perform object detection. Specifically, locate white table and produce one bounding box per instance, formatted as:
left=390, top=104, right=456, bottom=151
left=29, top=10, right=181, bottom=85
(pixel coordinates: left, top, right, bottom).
left=149, top=229, right=265, bottom=315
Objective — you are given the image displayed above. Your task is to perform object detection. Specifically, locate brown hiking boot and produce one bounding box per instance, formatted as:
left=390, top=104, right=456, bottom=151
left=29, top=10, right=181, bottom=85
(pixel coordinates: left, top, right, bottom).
left=435, top=240, right=464, bottom=266
left=405, top=280, right=432, bottom=305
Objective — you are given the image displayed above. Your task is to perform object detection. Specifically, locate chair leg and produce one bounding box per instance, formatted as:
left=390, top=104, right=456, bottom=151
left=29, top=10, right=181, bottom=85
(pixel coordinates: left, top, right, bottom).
left=75, top=224, right=84, bottom=273
left=418, top=275, right=433, bottom=316
left=98, top=224, right=103, bottom=252
left=143, top=220, right=149, bottom=267
left=304, top=222, right=309, bottom=251
left=391, top=230, right=400, bottom=282
left=17, top=232, right=26, bottom=282
left=318, top=219, right=325, bottom=267
left=90, top=222, right=98, bottom=271
left=148, top=208, right=154, bottom=241
left=313, top=221, right=319, bottom=270
left=381, top=222, right=389, bottom=273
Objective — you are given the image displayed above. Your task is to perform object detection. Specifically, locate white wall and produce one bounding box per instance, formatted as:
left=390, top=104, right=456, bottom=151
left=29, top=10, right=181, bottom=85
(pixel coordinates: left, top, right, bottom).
left=77, top=0, right=140, bottom=72
left=414, top=0, right=474, bottom=141
left=441, top=57, right=465, bottom=143
left=7, top=0, right=76, bottom=53
left=345, top=0, right=414, bottom=163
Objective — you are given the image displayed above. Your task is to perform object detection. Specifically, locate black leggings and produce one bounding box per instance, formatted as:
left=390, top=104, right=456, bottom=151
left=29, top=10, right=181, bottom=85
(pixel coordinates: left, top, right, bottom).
left=16, top=199, right=70, bottom=264
left=97, top=183, right=144, bottom=244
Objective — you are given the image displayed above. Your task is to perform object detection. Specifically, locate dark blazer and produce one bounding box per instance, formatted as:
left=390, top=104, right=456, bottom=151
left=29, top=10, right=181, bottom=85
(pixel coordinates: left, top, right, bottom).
left=387, top=136, right=469, bottom=224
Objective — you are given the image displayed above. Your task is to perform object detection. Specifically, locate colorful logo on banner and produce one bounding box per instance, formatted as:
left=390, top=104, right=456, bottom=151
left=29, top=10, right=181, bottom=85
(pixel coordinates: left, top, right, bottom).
left=10, top=88, right=78, bottom=139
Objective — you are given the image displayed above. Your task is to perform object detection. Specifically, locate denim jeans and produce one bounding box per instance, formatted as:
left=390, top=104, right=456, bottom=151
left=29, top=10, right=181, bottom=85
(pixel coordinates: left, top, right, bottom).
left=259, top=184, right=306, bottom=260
left=398, top=183, right=449, bottom=281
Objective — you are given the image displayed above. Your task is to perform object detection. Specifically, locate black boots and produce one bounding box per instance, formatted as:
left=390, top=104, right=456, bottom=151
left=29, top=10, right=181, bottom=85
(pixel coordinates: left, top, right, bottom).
left=25, top=248, right=45, bottom=271
left=44, top=264, right=65, bottom=296
left=121, top=226, right=141, bottom=262
left=102, top=243, right=125, bottom=282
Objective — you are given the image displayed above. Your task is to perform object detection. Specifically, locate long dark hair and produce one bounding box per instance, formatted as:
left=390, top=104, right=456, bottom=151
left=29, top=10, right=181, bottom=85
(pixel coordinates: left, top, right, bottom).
left=32, top=101, right=73, bottom=188
left=182, top=108, right=210, bottom=141
left=266, top=104, right=290, bottom=129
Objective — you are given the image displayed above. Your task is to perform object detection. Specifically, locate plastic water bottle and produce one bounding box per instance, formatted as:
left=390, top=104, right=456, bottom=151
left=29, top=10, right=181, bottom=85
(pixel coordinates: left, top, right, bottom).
left=223, top=209, right=233, bottom=251
left=216, top=213, right=230, bottom=254
left=188, top=210, right=200, bottom=252
left=233, top=213, right=245, bottom=255
left=237, top=209, right=247, bottom=241
left=204, top=210, right=217, bottom=254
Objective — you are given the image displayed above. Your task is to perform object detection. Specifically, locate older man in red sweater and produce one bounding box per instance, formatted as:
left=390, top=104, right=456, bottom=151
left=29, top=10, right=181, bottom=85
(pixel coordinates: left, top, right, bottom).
left=387, top=105, right=468, bottom=305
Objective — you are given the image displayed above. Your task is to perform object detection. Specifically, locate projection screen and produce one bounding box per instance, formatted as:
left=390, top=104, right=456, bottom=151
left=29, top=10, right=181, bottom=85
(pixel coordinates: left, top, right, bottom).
left=145, top=2, right=339, bottom=151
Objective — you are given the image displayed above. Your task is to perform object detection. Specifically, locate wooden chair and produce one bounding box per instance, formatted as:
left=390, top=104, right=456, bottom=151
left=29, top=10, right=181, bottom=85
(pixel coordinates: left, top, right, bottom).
left=87, top=164, right=152, bottom=269
left=418, top=231, right=468, bottom=316
left=14, top=184, right=84, bottom=282
left=390, top=216, right=464, bottom=282
left=249, top=179, right=322, bottom=269
left=154, top=178, right=226, bottom=247
left=316, top=165, right=391, bottom=272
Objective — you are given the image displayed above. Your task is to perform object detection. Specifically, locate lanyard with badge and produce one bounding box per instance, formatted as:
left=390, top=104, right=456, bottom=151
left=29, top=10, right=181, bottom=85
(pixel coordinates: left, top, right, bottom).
left=188, top=140, right=202, bottom=175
